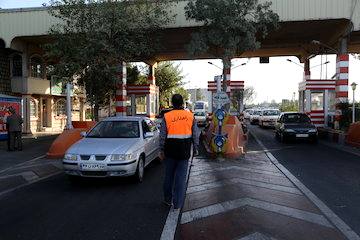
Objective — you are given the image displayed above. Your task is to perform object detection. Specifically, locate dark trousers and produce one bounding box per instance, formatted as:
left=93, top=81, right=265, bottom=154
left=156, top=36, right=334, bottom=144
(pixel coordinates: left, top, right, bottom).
left=163, top=158, right=189, bottom=209
left=9, top=131, right=22, bottom=151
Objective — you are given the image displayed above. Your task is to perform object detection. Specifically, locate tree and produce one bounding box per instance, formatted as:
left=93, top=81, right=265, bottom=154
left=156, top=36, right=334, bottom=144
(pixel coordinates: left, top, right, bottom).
left=185, top=0, right=279, bottom=91
left=243, top=86, right=256, bottom=104
left=155, top=62, right=185, bottom=107
left=45, top=0, right=174, bottom=120
left=195, top=88, right=204, bottom=101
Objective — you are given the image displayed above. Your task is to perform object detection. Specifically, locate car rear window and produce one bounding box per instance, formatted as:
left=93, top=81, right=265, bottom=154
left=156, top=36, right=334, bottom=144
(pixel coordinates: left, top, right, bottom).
left=263, top=110, right=280, bottom=116
left=194, top=111, right=205, bottom=116
left=283, top=114, right=311, bottom=123
left=87, top=121, right=140, bottom=138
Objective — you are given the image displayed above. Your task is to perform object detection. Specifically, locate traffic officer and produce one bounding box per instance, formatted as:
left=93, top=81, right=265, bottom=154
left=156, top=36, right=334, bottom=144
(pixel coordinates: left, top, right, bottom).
left=159, top=94, right=199, bottom=209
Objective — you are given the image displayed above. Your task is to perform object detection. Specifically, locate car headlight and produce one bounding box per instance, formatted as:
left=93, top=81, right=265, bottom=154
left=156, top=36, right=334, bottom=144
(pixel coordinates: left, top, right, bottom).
left=64, top=154, right=77, bottom=161
left=308, top=129, right=317, bottom=133
left=111, top=154, right=134, bottom=161
left=284, top=129, right=296, bottom=133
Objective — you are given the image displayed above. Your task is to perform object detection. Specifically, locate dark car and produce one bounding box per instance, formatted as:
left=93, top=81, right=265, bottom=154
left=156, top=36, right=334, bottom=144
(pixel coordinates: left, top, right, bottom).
left=275, top=112, right=318, bottom=143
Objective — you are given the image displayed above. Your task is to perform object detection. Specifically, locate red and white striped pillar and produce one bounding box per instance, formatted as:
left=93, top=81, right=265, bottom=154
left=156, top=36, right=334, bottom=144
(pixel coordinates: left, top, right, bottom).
left=223, top=63, right=231, bottom=95
left=148, top=64, right=156, bottom=85
left=335, top=54, right=349, bottom=126
left=304, top=59, right=311, bottom=81
left=116, top=62, right=127, bottom=116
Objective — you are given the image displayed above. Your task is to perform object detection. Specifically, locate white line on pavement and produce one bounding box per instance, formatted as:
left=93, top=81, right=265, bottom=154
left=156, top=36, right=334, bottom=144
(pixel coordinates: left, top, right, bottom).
left=180, top=197, right=333, bottom=228
left=250, top=131, right=360, bottom=240
left=0, top=155, right=46, bottom=174
left=0, top=171, right=62, bottom=199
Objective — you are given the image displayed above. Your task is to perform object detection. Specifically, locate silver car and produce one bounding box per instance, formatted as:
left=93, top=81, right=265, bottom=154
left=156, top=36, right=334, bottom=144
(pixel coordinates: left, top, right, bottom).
left=63, top=116, right=160, bottom=182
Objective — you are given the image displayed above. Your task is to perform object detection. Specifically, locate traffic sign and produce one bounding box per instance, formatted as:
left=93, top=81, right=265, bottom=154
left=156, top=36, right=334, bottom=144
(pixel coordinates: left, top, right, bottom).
left=213, top=92, right=230, bottom=109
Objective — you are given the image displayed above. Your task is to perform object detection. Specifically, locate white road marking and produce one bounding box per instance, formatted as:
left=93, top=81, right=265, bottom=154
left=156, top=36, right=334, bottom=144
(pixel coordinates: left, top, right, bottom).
left=237, top=232, right=278, bottom=240
left=250, top=131, right=360, bottom=240
left=0, top=171, right=40, bottom=182
left=181, top=197, right=333, bottom=228
left=190, top=165, right=284, bottom=177
left=0, top=171, right=62, bottom=199
left=186, top=176, right=302, bottom=195
left=0, top=155, right=46, bottom=174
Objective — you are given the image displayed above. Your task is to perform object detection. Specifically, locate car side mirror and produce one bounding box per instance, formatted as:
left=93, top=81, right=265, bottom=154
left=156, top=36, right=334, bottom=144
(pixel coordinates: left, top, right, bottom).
left=80, top=131, right=87, bottom=137
left=144, top=132, right=154, bottom=138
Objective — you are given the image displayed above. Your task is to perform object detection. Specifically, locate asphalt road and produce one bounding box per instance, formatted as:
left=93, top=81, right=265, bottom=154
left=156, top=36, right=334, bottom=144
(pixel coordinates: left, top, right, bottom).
left=0, top=160, right=168, bottom=240
left=249, top=124, right=360, bottom=235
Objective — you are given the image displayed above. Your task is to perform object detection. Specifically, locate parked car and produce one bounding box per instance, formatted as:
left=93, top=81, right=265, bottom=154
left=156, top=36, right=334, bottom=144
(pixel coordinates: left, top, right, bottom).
left=243, top=109, right=254, bottom=120
left=249, top=109, right=262, bottom=125
left=259, top=109, right=281, bottom=128
left=63, top=116, right=160, bottom=182
left=194, top=110, right=207, bottom=127
left=275, top=112, right=318, bottom=143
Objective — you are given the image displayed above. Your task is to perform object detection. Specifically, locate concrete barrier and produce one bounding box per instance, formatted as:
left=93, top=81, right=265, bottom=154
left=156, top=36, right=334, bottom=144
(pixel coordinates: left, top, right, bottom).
left=346, top=122, right=360, bottom=148
left=46, top=121, right=96, bottom=159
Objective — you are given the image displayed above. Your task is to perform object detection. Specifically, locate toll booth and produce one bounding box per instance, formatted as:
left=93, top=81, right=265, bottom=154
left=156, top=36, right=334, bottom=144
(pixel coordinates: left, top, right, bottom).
left=126, top=84, right=160, bottom=119
left=298, top=79, right=336, bottom=128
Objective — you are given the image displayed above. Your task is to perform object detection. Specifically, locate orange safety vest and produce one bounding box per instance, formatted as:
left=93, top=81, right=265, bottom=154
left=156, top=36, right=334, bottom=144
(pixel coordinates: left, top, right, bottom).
left=164, top=109, right=194, bottom=139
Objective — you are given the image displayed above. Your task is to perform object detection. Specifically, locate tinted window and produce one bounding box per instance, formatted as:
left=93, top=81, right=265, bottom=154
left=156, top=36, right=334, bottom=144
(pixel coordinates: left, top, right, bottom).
left=194, top=111, right=205, bottom=116
left=195, top=102, right=205, bottom=109
left=254, top=111, right=261, bottom=115
left=87, top=121, right=140, bottom=138
left=283, top=114, right=311, bottom=123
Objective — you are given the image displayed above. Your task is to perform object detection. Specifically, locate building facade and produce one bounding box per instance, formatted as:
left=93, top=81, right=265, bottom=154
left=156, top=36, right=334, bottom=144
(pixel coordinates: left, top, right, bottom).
left=0, top=39, right=87, bottom=134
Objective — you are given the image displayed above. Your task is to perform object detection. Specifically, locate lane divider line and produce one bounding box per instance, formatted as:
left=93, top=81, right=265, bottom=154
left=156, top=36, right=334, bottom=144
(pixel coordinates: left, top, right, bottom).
left=0, top=171, right=62, bottom=200
left=0, top=155, right=46, bottom=174
left=250, top=131, right=360, bottom=240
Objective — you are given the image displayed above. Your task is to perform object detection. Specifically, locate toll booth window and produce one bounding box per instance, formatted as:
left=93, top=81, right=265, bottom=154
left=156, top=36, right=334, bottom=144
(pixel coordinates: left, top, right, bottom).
left=328, top=91, right=336, bottom=112
left=12, top=54, right=22, bottom=77
left=136, top=96, right=146, bottom=115
left=311, top=92, right=324, bottom=111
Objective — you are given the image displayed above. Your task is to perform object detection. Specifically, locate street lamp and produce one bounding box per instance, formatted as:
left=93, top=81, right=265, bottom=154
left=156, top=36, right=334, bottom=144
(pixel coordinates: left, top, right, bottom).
left=311, top=40, right=339, bottom=54
left=286, top=59, right=330, bottom=69
left=351, top=82, right=358, bottom=123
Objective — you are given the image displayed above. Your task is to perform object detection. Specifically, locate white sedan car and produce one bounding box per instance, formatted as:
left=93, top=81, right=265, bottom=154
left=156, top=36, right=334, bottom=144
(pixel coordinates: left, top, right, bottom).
left=63, top=116, right=160, bottom=182
left=259, top=109, right=281, bottom=128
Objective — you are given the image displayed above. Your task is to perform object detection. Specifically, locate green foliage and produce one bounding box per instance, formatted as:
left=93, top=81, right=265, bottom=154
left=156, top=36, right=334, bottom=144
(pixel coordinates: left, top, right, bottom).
left=44, top=0, right=174, bottom=120
left=126, top=64, right=148, bottom=85
left=280, top=100, right=298, bottom=112
left=185, top=0, right=279, bottom=90
left=155, top=62, right=185, bottom=107
left=195, top=89, right=204, bottom=101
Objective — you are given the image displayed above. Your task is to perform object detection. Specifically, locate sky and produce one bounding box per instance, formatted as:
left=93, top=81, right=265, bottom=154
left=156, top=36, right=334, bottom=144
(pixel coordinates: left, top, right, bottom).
left=1, top=0, right=360, bottom=104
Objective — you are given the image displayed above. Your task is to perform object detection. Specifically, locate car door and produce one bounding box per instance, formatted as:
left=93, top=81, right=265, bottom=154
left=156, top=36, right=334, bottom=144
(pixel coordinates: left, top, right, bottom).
left=275, top=115, right=283, bottom=133
left=142, top=120, right=153, bottom=165
left=143, top=119, right=159, bottom=164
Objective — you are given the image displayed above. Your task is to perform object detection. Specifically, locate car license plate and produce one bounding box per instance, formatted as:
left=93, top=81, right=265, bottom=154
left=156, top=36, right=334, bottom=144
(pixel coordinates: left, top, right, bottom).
left=81, top=163, right=106, bottom=171
left=296, top=134, right=309, bottom=138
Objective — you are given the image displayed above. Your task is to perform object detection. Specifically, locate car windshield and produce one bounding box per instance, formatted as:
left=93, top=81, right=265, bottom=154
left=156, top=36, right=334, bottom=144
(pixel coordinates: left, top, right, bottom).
left=254, top=111, right=261, bottom=115
left=283, top=114, right=311, bottom=123
left=87, top=121, right=140, bottom=138
left=194, top=111, right=205, bottom=116
left=195, top=102, right=205, bottom=109
left=263, top=110, right=280, bottom=116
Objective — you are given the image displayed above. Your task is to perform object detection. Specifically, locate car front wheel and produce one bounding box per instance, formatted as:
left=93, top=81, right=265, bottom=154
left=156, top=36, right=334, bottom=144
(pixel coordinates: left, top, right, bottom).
left=135, top=156, right=145, bottom=183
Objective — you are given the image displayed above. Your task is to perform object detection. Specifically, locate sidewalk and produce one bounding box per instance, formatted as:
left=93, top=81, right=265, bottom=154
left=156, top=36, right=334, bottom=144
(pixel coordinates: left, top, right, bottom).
left=0, top=134, right=63, bottom=198
left=175, top=150, right=357, bottom=239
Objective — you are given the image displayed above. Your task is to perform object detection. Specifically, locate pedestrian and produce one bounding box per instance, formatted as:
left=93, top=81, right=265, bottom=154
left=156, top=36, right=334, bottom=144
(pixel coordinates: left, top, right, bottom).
left=159, top=94, right=199, bottom=210
left=6, top=106, right=23, bottom=151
